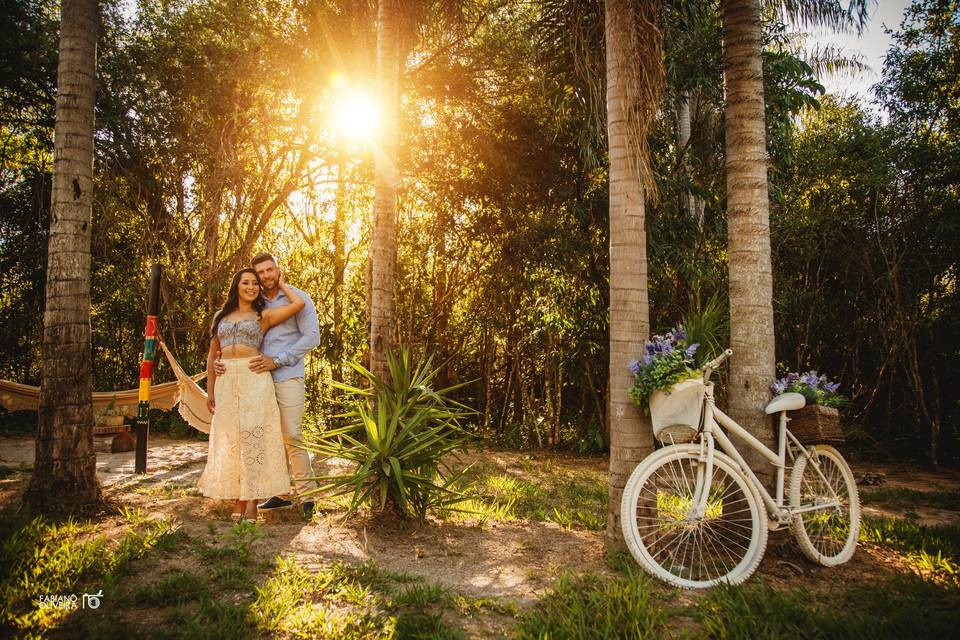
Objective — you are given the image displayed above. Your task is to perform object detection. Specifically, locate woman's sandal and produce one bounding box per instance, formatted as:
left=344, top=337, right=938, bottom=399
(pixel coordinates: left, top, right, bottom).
left=230, top=500, right=246, bottom=522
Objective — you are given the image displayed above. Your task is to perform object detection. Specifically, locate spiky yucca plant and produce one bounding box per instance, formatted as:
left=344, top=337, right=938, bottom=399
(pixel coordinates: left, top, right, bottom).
left=304, top=347, right=475, bottom=523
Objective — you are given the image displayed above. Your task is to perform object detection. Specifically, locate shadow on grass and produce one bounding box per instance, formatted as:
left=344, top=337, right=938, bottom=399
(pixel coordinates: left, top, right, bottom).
left=700, top=576, right=960, bottom=640
left=0, top=502, right=181, bottom=638
left=859, top=515, right=960, bottom=582
left=515, top=564, right=672, bottom=640
left=0, top=482, right=513, bottom=640
left=860, top=487, right=960, bottom=512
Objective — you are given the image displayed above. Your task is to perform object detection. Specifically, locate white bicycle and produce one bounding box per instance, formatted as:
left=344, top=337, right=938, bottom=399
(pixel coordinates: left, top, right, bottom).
left=620, top=349, right=860, bottom=588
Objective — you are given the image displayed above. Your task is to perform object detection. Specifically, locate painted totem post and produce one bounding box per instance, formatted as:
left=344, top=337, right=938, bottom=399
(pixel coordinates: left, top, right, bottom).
left=135, top=265, right=162, bottom=474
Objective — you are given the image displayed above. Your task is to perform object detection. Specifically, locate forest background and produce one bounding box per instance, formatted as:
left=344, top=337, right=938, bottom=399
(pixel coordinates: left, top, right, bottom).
left=1, top=0, right=957, bottom=463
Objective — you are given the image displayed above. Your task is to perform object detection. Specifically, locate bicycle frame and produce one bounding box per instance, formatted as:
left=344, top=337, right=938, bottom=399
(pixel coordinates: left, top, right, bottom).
left=693, top=391, right=840, bottom=521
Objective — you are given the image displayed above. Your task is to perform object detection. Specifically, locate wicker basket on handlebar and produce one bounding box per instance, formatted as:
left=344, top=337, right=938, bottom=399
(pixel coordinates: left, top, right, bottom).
left=789, top=404, right=844, bottom=445
left=649, top=379, right=707, bottom=444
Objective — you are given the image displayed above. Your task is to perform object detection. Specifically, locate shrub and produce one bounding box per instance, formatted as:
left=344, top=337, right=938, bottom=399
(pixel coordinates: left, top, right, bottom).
left=305, top=347, right=475, bottom=523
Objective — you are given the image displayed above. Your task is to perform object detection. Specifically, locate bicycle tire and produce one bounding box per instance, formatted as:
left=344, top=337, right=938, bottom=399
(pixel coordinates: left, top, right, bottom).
left=620, top=444, right=767, bottom=588
left=789, top=444, right=860, bottom=566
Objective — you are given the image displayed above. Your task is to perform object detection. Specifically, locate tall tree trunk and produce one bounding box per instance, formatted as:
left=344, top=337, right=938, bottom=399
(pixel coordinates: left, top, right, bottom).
left=332, top=152, right=347, bottom=387
left=603, top=0, right=660, bottom=550
left=720, top=0, right=776, bottom=484
left=677, top=92, right=703, bottom=231
left=369, top=0, right=400, bottom=382
left=24, top=0, right=102, bottom=513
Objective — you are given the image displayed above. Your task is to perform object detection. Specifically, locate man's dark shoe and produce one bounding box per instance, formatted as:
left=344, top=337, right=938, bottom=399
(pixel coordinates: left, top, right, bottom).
left=302, top=501, right=316, bottom=519
left=258, top=496, right=292, bottom=510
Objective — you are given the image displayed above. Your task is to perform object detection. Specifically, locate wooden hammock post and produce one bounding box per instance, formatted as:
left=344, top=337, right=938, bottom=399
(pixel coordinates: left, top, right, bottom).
left=136, top=265, right=162, bottom=474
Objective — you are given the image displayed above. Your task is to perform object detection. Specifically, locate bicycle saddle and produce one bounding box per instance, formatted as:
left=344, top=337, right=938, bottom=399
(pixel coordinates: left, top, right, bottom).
left=764, top=392, right=806, bottom=414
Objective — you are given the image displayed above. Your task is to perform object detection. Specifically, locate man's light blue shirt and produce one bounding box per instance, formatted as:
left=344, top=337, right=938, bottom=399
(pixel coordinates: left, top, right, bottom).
left=260, top=285, right=320, bottom=383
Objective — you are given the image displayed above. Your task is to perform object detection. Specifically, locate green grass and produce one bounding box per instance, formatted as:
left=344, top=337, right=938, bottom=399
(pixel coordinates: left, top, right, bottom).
left=212, top=563, right=254, bottom=591
left=395, top=611, right=467, bottom=639
left=0, top=510, right=179, bottom=637
left=453, top=593, right=521, bottom=618
left=0, top=505, right=269, bottom=639
left=695, top=516, right=960, bottom=638
left=163, top=599, right=252, bottom=640
left=196, top=519, right=264, bottom=564
left=392, top=582, right=450, bottom=608
left=439, top=460, right=609, bottom=530
left=699, top=576, right=960, bottom=640
left=134, top=570, right=210, bottom=606
left=133, top=482, right=201, bottom=499
left=859, top=516, right=960, bottom=582
left=250, top=556, right=466, bottom=639
left=515, top=567, right=669, bottom=639
left=860, top=487, right=960, bottom=511
left=5, top=449, right=959, bottom=639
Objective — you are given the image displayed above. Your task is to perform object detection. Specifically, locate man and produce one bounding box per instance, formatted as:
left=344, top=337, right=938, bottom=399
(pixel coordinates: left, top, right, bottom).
left=215, top=252, right=320, bottom=517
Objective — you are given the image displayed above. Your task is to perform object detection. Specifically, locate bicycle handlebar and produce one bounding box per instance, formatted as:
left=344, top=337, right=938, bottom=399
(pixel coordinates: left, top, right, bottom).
left=702, top=349, right=733, bottom=383
left=703, top=349, right=733, bottom=372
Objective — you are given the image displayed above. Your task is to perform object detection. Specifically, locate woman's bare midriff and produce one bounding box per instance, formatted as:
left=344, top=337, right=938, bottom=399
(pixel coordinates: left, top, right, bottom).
left=220, top=345, right=260, bottom=359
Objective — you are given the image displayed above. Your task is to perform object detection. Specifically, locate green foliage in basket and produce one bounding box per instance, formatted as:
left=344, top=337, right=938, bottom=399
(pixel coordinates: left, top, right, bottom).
left=304, top=347, right=476, bottom=523
left=628, top=327, right=701, bottom=410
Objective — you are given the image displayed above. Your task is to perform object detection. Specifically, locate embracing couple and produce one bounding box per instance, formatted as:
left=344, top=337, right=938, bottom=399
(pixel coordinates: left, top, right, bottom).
left=196, top=252, right=320, bottom=522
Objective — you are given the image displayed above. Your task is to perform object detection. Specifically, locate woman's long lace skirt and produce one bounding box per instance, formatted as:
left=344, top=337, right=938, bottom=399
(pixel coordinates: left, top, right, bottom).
left=197, top=358, right=291, bottom=500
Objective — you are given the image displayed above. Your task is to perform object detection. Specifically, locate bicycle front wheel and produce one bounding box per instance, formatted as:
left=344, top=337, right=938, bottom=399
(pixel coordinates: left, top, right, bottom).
left=621, top=445, right=767, bottom=588
left=789, top=444, right=860, bottom=565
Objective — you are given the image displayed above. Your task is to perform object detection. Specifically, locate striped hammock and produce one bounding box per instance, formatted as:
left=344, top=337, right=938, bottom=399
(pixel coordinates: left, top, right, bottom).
left=0, top=339, right=211, bottom=434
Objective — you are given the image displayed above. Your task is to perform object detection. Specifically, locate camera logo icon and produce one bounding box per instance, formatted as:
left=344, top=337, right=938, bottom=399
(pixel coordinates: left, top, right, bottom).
left=82, top=590, right=103, bottom=609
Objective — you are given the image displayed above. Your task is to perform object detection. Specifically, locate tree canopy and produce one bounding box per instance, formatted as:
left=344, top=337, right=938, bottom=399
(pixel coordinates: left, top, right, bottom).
left=1, top=0, right=957, bottom=463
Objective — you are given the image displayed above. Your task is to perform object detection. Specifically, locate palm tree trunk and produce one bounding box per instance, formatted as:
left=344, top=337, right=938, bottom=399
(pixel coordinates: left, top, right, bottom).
left=369, top=0, right=400, bottom=382
left=604, top=0, right=658, bottom=550
left=720, top=0, right=776, bottom=484
left=24, top=0, right=102, bottom=513
left=677, top=93, right=702, bottom=231
left=333, top=152, right=347, bottom=387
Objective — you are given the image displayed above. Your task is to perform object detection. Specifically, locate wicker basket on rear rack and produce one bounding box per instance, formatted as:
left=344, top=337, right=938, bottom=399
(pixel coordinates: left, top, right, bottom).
left=649, top=379, right=708, bottom=444
left=789, top=404, right=844, bottom=445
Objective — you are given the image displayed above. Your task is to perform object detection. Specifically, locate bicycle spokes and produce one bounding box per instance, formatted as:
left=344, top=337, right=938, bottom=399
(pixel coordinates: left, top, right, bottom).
left=631, top=451, right=763, bottom=585
left=789, top=446, right=860, bottom=565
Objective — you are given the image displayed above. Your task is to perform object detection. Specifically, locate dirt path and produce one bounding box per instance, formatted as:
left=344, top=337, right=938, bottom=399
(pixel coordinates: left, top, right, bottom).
left=852, top=461, right=960, bottom=527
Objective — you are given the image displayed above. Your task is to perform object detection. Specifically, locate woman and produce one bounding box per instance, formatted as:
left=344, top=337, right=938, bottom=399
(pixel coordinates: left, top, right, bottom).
left=197, top=268, right=305, bottom=521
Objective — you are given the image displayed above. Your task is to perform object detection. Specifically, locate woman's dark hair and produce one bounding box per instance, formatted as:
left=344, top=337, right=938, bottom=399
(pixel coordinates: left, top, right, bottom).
left=211, top=268, right=265, bottom=339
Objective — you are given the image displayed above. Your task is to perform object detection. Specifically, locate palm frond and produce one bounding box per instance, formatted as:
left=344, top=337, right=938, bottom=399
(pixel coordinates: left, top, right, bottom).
left=803, top=42, right=870, bottom=78
left=767, top=0, right=872, bottom=34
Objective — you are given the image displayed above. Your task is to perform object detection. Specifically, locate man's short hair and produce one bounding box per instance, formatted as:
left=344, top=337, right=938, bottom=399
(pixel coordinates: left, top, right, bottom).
left=251, top=252, right=277, bottom=268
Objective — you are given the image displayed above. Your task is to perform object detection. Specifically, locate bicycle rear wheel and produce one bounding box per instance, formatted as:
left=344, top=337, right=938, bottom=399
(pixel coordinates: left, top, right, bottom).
left=789, top=444, right=860, bottom=565
left=620, top=445, right=767, bottom=588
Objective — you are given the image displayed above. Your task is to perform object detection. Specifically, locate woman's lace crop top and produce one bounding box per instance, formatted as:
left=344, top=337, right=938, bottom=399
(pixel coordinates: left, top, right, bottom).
left=217, top=317, right=264, bottom=350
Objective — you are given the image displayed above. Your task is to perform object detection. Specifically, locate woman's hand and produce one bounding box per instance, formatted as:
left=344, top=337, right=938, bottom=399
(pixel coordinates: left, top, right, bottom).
left=213, top=351, right=226, bottom=376
left=206, top=394, right=216, bottom=415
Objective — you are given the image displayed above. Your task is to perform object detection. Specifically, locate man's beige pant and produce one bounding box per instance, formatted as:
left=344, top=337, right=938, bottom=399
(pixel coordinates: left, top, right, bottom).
left=274, top=378, right=318, bottom=498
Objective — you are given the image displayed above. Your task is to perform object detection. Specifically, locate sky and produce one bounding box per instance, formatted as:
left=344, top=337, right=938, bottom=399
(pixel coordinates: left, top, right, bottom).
left=802, top=0, right=914, bottom=102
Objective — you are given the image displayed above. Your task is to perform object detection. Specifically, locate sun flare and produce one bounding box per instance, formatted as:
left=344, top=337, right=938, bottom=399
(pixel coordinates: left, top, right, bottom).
left=332, top=89, right=379, bottom=142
